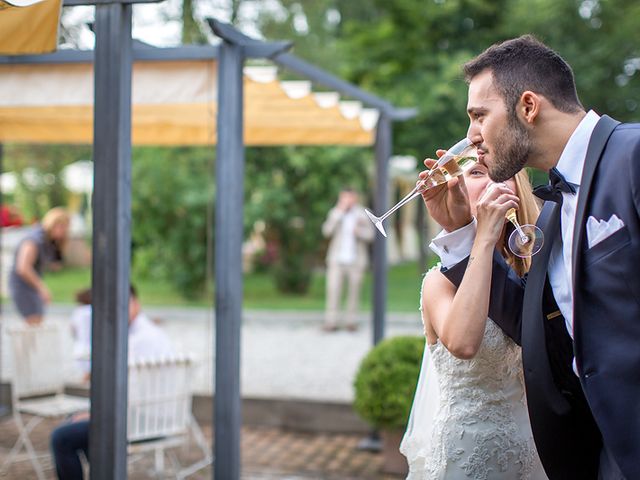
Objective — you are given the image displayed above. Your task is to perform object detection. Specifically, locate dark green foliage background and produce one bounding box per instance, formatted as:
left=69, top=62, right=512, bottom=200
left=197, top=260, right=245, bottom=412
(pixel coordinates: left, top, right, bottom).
left=4, top=0, right=639, bottom=297
left=130, top=147, right=213, bottom=299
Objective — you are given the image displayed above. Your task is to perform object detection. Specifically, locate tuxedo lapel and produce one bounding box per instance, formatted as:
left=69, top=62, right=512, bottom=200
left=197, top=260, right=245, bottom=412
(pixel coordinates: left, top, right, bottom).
left=571, top=115, right=620, bottom=287
left=523, top=200, right=570, bottom=414
left=529, top=201, right=559, bottom=285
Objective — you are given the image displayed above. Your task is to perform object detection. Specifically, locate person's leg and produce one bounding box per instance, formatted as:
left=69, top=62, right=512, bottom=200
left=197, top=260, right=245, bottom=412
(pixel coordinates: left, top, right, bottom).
left=324, top=263, right=344, bottom=330
left=12, top=288, right=44, bottom=326
left=50, top=420, right=89, bottom=480
left=345, top=266, right=364, bottom=330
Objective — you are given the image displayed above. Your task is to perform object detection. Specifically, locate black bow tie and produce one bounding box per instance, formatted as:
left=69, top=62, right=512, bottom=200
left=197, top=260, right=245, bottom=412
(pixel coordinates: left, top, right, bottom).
left=533, top=167, right=576, bottom=203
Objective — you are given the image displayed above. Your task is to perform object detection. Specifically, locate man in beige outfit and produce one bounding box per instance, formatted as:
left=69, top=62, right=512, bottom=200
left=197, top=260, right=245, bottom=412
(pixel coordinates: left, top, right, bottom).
left=321, top=188, right=375, bottom=331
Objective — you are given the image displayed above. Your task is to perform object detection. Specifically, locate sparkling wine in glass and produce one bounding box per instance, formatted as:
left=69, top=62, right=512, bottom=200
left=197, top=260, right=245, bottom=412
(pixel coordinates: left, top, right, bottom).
left=505, top=208, right=544, bottom=257
left=365, top=138, right=478, bottom=237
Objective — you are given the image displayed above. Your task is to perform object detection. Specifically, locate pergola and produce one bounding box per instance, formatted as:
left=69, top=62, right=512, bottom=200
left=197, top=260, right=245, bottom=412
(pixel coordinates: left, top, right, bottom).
left=0, top=44, right=381, bottom=146
left=0, top=6, right=416, bottom=479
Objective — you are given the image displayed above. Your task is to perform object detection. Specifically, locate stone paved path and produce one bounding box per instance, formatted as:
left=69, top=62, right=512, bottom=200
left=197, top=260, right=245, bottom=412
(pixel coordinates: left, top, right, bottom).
left=2, top=304, right=423, bottom=403
left=0, top=416, right=401, bottom=479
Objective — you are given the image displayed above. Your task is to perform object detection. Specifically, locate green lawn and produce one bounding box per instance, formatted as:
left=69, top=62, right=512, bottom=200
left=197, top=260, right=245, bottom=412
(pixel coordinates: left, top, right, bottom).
left=35, top=260, right=435, bottom=312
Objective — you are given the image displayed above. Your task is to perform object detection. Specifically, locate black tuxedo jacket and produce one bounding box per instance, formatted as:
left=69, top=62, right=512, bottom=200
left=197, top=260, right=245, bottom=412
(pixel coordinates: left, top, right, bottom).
left=442, top=116, right=640, bottom=480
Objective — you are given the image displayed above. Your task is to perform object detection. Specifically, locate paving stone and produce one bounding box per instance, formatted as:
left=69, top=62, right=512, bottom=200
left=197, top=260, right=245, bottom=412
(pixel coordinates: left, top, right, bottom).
left=0, top=417, right=402, bottom=479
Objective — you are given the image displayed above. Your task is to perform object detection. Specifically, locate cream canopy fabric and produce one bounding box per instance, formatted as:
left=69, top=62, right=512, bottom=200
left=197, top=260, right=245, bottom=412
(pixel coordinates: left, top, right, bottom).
left=0, top=58, right=379, bottom=146
left=0, top=0, right=62, bottom=55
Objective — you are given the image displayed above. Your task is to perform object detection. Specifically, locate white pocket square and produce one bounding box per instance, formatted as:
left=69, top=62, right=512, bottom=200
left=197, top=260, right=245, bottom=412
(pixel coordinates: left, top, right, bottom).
left=586, top=214, right=625, bottom=249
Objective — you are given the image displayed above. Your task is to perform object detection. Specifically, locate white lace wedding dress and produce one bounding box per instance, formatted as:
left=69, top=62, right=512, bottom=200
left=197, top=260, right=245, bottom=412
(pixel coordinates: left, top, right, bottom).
left=401, top=318, right=548, bottom=480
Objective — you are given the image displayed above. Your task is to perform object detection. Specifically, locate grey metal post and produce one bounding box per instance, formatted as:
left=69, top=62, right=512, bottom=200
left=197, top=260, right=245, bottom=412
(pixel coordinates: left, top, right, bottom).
left=357, top=112, right=392, bottom=453
left=214, top=38, right=244, bottom=480
left=90, top=3, right=133, bottom=479
left=207, top=19, right=291, bottom=479
left=372, top=113, right=391, bottom=345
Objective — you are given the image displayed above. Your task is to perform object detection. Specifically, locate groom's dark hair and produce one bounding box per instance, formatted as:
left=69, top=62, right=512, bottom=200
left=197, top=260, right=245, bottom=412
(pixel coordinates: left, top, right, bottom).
left=464, top=34, right=583, bottom=115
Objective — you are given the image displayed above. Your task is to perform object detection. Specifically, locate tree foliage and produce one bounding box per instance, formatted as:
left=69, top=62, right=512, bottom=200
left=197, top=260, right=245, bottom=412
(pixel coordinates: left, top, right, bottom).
left=244, top=146, right=371, bottom=293
left=130, top=147, right=213, bottom=299
left=181, top=0, right=208, bottom=44
left=3, top=144, right=90, bottom=221
left=256, top=0, right=640, bottom=160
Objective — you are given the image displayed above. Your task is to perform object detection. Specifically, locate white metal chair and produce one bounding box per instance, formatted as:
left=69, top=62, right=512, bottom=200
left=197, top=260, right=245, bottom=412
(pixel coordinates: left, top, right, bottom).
left=127, top=355, right=212, bottom=479
left=0, top=324, right=90, bottom=480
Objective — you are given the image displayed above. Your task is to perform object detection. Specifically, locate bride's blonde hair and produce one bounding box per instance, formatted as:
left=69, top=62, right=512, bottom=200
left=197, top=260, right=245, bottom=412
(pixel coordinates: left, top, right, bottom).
left=501, top=170, right=540, bottom=277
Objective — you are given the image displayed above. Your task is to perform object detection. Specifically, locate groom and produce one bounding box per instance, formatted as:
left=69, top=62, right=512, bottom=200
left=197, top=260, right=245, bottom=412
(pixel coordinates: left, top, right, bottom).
left=422, top=35, right=639, bottom=480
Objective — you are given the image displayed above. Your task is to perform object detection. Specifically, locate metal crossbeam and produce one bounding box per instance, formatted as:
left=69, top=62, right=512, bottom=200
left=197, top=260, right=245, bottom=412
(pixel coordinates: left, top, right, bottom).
left=274, top=53, right=417, bottom=120
left=0, top=45, right=218, bottom=64
left=207, top=19, right=291, bottom=59
left=205, top=19, right=417, bottom=120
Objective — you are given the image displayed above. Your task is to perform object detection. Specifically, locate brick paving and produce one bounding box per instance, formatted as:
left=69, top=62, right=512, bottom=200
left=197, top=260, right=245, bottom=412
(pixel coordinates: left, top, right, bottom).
left=0, top=416, right=402, bottom=479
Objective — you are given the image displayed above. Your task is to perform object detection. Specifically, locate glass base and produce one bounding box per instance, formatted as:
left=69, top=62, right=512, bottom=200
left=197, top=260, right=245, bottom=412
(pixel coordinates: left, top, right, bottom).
left=364, top=209, right=387, bottom=237
left=508, top=224, right=544, bottom=258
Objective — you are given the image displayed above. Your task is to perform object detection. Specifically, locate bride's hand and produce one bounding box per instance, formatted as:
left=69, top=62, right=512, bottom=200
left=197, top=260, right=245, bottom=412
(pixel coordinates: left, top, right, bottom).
left=475, top=183, right=519, bottom=245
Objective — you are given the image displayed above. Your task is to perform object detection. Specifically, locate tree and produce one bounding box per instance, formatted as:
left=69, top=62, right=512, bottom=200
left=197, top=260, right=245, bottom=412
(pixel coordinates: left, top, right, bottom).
left=130, top=147, right=213, bottom=299
left=256, top=0, right=344, bottom=74
left=181, top=0, right=208, bottom=44
left=502, top=0, right=640, bottom=123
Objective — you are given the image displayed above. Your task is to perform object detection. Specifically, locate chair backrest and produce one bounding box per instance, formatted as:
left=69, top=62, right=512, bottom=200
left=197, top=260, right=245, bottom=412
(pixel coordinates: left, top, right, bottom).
left=7, top=324, right=66, bottom=400
left=127, top=355, right=193, bottom=443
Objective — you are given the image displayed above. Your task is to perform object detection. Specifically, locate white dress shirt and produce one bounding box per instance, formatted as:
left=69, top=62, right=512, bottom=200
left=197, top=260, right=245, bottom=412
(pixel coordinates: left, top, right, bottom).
left=129, top=312, right=175, bottom=361
left=71, top=309, right=175, bottom=377
left=71, top=304, right=93, bottom=374
left=337, top=209, right=358, bottom=265
left=429, top=111, right=601, bottom=368
left=547, top=110, right=600, bottom=337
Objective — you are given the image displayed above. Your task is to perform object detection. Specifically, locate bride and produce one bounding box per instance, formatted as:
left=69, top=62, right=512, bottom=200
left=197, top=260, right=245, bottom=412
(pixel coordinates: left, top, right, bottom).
left=401, top=164, right=548, bottom=480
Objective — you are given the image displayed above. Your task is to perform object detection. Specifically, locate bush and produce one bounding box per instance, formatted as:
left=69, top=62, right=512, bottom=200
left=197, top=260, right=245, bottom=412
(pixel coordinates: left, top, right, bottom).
left=353, top=335, right=425, bottom=430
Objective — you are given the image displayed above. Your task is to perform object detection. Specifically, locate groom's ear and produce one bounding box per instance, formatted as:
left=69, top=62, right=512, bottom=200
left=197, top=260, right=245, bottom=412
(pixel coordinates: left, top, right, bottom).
left=517, top=91, right=541, bottom=125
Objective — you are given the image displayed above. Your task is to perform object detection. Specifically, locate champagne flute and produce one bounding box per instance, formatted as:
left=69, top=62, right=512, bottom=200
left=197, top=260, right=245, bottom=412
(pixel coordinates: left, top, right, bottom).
left=505, top=208, right=544, bottom=257
left=365, top=138, right=545, bottom=258
left=365, top=138, right=477, bottom=237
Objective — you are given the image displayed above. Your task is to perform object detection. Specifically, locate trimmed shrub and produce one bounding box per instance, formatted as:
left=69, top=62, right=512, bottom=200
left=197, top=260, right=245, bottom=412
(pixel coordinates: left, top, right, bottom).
left=353, top=335, right=425, bottom=430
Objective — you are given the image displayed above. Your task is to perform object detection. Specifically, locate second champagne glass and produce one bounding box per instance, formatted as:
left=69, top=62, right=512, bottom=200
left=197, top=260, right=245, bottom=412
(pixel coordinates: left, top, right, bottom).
left=505, top=208, right=544, bottom=257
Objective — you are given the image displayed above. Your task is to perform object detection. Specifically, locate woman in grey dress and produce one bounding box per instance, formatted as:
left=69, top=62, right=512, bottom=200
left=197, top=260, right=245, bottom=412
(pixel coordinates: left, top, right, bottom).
left=9, top=207, right=70, bottom=325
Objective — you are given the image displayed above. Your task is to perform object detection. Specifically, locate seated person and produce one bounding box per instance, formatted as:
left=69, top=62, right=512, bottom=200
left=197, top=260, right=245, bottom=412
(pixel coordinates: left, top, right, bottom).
left=50, top=284, right=174, bottom=480
left=70, top=288, right=92, bottom=381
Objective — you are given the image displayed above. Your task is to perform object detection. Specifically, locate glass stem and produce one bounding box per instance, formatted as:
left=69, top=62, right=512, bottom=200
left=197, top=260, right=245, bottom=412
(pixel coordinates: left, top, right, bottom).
left=379, top=165, right=441, bottom=222
left=505, top=208, right=529, bottom=243
left=379, top=188, right=420, bottom=222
